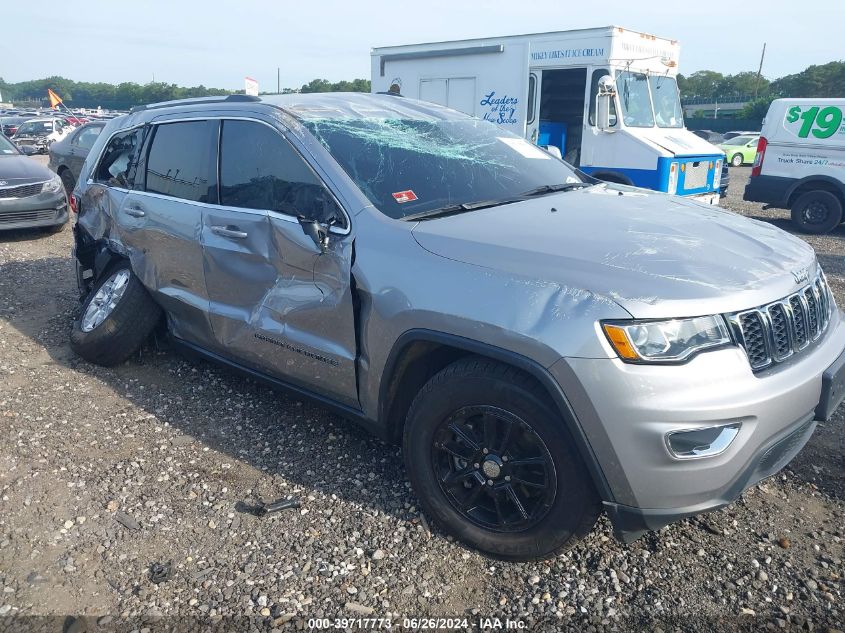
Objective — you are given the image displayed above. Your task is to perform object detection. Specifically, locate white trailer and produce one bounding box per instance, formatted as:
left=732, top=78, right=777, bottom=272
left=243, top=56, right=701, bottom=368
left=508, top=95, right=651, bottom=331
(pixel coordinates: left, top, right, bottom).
left=371, top=26, right=723, bottom=203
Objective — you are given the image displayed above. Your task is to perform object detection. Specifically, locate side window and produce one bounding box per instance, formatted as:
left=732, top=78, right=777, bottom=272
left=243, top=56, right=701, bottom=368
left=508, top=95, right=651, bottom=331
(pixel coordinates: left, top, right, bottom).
left=219, top=120, right=343, bottom=226
left=144, top=121, right=215, bottom=203
left=588, top=69, right=617, bottom=126
left=527, top=74, right=537, bottom=125
left=73, top=127, right=101, bottom=150
left=95, top=128, right=144, bottom=188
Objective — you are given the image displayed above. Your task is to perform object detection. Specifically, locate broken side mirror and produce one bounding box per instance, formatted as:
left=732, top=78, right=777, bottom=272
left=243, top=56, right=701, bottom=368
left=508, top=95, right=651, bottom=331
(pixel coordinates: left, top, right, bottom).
left=298, top=216, right=333, bottom=253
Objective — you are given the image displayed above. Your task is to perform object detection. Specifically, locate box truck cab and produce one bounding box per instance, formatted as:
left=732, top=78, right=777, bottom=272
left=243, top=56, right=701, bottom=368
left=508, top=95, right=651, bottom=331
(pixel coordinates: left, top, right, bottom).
left=371, top=26, right=723, bottom=204
left=745, top=98, right=845, bottom=234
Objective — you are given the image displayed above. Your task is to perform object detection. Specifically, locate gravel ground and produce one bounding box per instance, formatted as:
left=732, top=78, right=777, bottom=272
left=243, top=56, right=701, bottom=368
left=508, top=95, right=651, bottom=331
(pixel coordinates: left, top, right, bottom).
left=0, top=160, right=843, bottom=631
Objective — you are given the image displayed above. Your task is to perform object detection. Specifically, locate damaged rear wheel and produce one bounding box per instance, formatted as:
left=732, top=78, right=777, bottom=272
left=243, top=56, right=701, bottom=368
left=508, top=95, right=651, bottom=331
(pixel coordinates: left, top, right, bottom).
left=70, top=263, right=162, bottom=366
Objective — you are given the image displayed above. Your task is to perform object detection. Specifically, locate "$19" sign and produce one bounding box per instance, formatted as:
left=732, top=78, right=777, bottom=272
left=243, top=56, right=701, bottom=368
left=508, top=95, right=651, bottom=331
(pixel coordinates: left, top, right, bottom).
left=785, top=105, right=844, bottom=139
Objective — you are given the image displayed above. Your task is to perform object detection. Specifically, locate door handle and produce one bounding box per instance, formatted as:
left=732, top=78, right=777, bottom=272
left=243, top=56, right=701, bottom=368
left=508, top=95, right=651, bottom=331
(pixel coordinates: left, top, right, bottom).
left=211, top=225, right=248, bottom=239
left=125, top=204, right=145, bottom=218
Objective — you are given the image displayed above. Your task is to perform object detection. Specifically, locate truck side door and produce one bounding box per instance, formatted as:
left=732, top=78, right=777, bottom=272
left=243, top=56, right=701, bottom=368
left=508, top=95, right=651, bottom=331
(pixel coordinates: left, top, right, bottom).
left=202, top=118, right=359, bottom=407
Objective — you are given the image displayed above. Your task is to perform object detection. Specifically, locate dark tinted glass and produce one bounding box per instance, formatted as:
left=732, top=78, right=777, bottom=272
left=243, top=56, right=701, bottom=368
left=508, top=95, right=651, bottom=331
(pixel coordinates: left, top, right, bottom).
left=145, top=121, right=213, bottom=203
left=220, top=120, right=340, bottom=224
left=95, top=128, right=144, bottom=188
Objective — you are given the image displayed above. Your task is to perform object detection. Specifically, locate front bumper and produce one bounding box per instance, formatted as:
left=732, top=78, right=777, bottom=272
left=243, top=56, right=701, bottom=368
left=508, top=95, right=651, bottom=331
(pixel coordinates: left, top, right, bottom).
left=550, top=309, right=845, bottom=540
left=744, top=174, right=793, bottom=207
left=0, top=190, right=69, bottom=230
left=689, top=192, right=720, bottom=206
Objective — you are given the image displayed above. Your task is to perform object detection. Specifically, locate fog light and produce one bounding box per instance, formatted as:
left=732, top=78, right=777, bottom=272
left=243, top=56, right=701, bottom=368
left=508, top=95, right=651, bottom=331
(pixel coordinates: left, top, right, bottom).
left=665, top=423, right=740, bottom=459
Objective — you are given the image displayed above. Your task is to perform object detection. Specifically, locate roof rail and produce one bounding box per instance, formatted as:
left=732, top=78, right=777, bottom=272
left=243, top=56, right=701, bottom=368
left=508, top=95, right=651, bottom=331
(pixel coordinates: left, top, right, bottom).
left=130, top=94, right=261, bottom=113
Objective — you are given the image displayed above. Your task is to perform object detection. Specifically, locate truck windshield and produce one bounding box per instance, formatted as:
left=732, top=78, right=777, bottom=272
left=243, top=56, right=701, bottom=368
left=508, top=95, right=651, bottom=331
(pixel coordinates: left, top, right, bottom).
left=616, top=71, right=654, bottom=128
left=649, top=75, right=683, bottom=128
left=302, top=117, right=583, bottom=220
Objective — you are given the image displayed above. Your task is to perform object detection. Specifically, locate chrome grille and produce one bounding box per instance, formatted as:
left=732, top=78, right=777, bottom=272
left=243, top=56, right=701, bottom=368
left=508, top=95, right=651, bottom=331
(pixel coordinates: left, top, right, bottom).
left=0, top=182, right=44, bottom=199
left=728, top=274, right=833, bottom=371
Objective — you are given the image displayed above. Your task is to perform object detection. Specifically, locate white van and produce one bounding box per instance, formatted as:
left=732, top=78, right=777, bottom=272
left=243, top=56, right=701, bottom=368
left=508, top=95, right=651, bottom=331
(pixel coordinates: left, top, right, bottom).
left=371, top=26, right=724, bottom=204
left=745, top=98, right=845, bottom=234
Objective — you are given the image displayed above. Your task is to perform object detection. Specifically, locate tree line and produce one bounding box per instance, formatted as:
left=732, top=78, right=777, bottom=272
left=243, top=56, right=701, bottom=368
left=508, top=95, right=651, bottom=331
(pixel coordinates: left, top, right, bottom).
left=2, top=60, right=841, bottom=114
left=678, top=60, right=845, bottom=119
left=0, top=76, right=372, bottom=110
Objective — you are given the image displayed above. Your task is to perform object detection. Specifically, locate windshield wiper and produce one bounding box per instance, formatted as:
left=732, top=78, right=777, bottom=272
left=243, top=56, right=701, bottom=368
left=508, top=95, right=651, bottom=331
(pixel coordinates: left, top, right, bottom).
left=518, top=182, right=591, bottom=197
left=402, top=183, right=591, bottom=222
left=402, top=198, right=522, bottom=222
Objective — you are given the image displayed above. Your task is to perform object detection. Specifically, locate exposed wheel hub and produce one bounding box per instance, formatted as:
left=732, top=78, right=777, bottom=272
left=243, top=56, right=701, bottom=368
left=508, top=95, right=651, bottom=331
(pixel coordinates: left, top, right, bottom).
left=481, top=455, right=503, bottom=479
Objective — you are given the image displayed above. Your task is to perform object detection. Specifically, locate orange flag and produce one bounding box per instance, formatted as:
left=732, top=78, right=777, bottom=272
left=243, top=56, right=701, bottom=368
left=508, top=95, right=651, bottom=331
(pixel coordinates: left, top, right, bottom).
left=48, top=88, right=63, bottom=108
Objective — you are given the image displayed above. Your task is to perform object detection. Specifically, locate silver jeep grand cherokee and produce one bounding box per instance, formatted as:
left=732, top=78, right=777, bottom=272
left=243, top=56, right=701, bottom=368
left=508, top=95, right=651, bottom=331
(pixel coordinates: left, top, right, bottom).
left=70, top=93, right=845, bottom=561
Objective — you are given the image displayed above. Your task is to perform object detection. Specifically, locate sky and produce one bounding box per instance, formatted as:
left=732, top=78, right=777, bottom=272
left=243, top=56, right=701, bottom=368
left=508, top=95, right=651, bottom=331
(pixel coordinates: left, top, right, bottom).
left=2, top=0, right=842, bottom=90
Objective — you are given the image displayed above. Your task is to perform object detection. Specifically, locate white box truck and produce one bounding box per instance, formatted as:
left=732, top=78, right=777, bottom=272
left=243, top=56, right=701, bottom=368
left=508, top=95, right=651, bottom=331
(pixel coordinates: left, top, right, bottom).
left=745, top=98, right=845, bottom=234
left=371, top=26, right=724, bottom=204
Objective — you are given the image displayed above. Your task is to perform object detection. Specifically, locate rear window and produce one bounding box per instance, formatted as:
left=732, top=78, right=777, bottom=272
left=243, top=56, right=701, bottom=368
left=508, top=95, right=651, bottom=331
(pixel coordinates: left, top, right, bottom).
left=95, top=128, right=145, bottom=188
left=144, top=121, right=215, bottom=203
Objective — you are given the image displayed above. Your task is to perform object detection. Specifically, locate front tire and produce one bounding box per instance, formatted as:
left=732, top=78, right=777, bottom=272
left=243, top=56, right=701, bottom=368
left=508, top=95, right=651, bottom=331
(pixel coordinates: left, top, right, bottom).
left=70, top=263, right=162, bottom=366
left=790, top=190, right=843, bottom=234
left=731, top=153, right=743, bottom=167
left=403, top=358, right=600, bottom=560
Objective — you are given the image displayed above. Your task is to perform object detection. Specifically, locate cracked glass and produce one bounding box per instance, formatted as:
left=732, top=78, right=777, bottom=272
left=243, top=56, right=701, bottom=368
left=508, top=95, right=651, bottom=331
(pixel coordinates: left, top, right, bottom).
left=301, top=116, right=583, bottom=219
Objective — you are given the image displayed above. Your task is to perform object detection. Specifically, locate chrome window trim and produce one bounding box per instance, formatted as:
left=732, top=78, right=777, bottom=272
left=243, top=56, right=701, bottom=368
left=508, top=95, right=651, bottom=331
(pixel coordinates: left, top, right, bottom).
left=140, top=115, right=352, bottom=236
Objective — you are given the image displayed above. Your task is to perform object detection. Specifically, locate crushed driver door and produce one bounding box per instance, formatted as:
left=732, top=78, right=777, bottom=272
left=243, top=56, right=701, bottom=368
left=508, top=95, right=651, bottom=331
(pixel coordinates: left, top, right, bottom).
left=201, top=117, right=358, bottom=407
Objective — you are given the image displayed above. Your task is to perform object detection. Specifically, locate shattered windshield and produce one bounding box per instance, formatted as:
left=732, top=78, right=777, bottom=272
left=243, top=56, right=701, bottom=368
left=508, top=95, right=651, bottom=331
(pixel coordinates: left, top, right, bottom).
left=301, top=117, right=582, bottom=219
left=17, top=121, right=52, bottom=135
left=650, top=75, right=683, bottom=128
left=616, top=71, right=654, bottom=128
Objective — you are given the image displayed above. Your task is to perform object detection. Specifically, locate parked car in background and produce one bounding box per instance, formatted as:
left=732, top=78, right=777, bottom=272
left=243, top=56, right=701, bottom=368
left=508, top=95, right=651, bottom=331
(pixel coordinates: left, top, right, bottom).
left=0, top=116, right=34, bottom=138
left=12, top=117, right=72, bottom=153
left=55, top=114, right=89, bottom=127
left=745, top=98, right=845, bottom=234
left=719, top=135, right=759, bottom=166
left=0, top=133, right=69, bottom=233
left=48, top=121, right=106, bottom=193
left=69, top=93, right=844, bottom=560
left=723, top=130, right=759, bottom=140
left=692, top=129, right=724, bottom=144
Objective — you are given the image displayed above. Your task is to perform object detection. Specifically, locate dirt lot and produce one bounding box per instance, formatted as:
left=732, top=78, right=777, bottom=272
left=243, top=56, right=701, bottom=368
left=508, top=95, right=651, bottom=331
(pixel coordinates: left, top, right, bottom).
left=0, top=160, right=843, bottom=631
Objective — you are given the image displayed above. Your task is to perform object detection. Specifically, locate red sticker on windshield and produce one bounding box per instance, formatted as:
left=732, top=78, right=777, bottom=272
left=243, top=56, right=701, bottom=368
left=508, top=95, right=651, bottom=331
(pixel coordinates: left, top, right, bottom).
left=392, top=190, right=418, bottom=204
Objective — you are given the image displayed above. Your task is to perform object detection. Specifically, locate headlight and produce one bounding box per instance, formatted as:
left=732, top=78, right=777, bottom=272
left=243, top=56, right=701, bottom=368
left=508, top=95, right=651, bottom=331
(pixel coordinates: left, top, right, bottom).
left=713, top=159, right=722, bottom=189
left=667, top=162, right=678, bottom=195
left=602, top=315, right=731, bottom=363
left=42, top=174, right=63, bottom=194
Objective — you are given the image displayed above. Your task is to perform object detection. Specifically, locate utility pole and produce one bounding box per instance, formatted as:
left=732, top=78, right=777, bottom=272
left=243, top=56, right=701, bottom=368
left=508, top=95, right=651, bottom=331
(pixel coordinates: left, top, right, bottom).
left=277, top=68, right=280, bottom=94
left=753, top=43, right=767, bottom=98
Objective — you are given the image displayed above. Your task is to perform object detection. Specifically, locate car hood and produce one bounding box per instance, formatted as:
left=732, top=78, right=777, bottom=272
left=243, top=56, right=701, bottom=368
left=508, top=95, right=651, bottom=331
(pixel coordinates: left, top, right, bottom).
left=0, top=155, right=55, bottom=182
left=634, top=127, right=722, bottom=157
left=410, top=186, right=818, bottom=318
